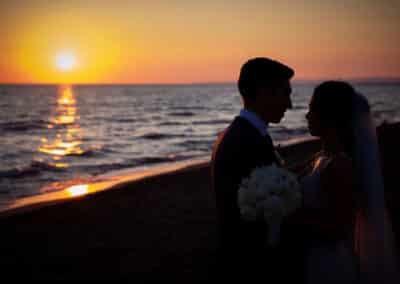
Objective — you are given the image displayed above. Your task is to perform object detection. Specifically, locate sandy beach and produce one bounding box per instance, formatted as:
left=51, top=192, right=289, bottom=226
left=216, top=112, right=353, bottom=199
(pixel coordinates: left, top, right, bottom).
left=0, top=124, right=399, bottom=281
left=0, top=160, right=218, bottom=281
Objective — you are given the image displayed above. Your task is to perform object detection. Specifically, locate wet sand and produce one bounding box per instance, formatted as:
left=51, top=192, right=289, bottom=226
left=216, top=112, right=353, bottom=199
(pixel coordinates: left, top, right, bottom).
left=0, top=124, right=399, bottom=281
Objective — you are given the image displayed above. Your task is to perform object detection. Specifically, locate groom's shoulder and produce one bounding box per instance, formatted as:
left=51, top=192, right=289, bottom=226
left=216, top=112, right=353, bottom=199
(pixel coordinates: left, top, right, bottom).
left=230, top=116, right=261, bottom=137
left=221, top=117, right=260, bottom=143
left=214, top=117, right=262, bottom=156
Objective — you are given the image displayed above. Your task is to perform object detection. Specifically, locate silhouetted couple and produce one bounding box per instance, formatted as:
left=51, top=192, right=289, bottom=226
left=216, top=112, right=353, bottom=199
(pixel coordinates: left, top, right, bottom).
left=211, top=57, right=398, bottom=283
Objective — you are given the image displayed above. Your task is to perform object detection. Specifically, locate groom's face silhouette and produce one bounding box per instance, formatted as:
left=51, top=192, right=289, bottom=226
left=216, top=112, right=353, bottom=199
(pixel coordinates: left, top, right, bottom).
left=256, top=79, right=292, bottom=123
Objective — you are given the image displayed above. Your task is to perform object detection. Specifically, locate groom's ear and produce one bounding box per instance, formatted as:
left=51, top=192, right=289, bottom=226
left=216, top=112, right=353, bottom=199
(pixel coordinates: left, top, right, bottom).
left=256, top=85, right=274, bottom=97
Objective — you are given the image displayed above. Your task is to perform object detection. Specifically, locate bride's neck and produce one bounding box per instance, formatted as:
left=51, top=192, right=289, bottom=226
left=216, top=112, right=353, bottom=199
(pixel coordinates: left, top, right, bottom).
left=321, top=133, right=345, bottom=156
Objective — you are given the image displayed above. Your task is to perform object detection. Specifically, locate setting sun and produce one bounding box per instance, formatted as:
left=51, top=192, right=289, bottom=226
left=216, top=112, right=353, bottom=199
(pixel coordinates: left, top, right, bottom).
left=55, top=52, right=77, bottom=71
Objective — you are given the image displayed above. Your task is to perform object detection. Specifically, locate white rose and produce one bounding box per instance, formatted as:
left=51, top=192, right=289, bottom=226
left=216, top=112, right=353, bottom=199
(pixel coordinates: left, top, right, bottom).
left=263, top=195, right=285, bottom=220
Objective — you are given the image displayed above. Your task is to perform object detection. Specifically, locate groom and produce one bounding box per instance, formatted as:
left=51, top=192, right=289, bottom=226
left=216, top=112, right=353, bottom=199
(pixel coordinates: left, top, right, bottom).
left=211, top=57, right=296, bottom=280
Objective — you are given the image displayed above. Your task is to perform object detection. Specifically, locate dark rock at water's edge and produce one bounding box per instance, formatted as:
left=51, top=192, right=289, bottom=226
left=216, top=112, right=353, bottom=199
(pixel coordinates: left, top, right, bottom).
left=377, top=121, right=400, bottom=253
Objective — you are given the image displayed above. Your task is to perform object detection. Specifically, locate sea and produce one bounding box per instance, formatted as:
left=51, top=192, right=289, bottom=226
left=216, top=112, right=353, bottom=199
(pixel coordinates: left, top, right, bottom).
left=1, top=81, right=399, bottom=205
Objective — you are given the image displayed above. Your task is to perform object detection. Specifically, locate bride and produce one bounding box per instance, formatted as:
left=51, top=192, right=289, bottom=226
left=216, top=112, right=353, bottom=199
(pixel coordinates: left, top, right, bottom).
left=299, top=81, right=398, bottom=283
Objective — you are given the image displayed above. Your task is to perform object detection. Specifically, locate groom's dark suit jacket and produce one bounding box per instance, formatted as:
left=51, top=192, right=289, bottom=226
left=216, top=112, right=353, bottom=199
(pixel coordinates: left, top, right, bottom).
left=211, top=116, right=282, bottom=278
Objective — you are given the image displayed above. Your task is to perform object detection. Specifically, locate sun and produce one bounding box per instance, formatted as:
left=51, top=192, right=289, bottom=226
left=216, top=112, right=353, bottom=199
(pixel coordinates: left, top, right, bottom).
left=55, top=52, right=77, bottom=71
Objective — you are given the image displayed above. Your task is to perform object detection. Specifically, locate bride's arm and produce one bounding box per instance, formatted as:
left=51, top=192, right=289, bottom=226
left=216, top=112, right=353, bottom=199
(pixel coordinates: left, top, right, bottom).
left=286, top=151, right=321, bottom=178
left=287, top=155, right=356, bottom=240
left=311, top=155, right=356, bottom=238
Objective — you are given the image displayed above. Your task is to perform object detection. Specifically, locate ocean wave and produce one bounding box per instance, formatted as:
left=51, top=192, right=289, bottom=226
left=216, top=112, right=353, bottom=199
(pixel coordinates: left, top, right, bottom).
left=70, top=153, right=196, bottom=175
left=64, top=147, right=102, bottom=157
left=174, top=139, right=214, bottom=151
left=0, top=159, right=68, bottom=179
left=158, top=121, right=185, bottom=126
left=100, top=145, right=126, bottom=154
left=133, top=154, right=191, bottom=165
left=0, top=152, right=23, bottom=160
left=99, top=117, right=140, bottom=123
left=271, top=127, right=308, bottom=136
left=0, top=120, right=47, bottom=132
left=69, top=155, right=182, bottom=175
left=37, top=144, right=104, bottom=158
left=70, top=163, right=128, bottom=175
left=114, top=118, right=137, bottom=123
left=170, top=106, right=208, bottom=111
left=141, top=133, right=185, bottom=140
left=0, top=166, right=41, bottom=179
left=124, top=154, right=198, bottom=169
left=191, top=119, right=231, bottom=125
left=168, top=111, right=196, bottom=117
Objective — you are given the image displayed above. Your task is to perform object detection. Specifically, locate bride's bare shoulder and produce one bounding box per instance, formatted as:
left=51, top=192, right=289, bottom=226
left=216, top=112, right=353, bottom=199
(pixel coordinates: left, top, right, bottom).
left=321, top=153, right=353, bottom=185
left=330, top=153, right=352, bottom=170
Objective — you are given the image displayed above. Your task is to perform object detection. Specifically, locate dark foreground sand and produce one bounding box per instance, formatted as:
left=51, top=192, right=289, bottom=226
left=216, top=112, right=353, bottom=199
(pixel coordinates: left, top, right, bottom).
left=0, top=122, right=399, bottom=281
left=0, top=161, right=218, bottom=281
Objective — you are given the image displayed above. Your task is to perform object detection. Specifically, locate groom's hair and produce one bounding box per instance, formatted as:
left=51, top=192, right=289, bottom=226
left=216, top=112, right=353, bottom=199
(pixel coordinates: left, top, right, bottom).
left=238, top=57, right=294, bottom=101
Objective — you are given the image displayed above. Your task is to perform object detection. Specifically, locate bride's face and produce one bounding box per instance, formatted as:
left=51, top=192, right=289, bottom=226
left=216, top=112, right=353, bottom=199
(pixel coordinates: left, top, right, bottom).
left=306, top=98, right=322, bottom=136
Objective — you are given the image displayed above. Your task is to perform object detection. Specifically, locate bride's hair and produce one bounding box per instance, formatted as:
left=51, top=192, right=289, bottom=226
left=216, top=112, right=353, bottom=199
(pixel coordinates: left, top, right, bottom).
left=311, top=81, right=356, bottom=157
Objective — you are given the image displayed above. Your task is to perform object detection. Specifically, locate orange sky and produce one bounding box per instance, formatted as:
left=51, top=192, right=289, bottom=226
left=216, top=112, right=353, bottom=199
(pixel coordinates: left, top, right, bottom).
left=0, top=0, right=399, bottom=84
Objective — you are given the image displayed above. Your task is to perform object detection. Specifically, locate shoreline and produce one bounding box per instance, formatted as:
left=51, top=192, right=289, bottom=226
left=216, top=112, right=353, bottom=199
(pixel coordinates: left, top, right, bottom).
left=0, top=136, right=318, bottom=219
left=0, top=158, right=210, bottom=218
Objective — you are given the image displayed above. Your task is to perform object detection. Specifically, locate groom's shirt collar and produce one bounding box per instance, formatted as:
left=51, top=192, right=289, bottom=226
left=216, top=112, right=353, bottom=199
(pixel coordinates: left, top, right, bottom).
left=239, top=108, right=269, bottom=137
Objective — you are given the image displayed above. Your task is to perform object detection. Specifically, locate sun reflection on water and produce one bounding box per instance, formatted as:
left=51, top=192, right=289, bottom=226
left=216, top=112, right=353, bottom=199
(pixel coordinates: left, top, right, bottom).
left=38, top=85, right=83, bottom=163
left=67, top=184, right=89, bottom=197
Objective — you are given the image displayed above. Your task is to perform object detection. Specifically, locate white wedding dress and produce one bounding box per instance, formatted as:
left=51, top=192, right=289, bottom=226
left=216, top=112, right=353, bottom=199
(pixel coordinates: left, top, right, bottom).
left=301, top=154, right=358, bottom=284
left=301, top=92, right=398, bottom=284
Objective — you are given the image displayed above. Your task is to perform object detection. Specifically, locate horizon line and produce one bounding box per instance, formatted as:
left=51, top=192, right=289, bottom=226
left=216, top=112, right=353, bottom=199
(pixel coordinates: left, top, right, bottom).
left=1, top=76, right=400, bottom=86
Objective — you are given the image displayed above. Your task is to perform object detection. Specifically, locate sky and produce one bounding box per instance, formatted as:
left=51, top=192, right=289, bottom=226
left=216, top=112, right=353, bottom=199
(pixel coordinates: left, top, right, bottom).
left=0, top=0, right=399, bottom=84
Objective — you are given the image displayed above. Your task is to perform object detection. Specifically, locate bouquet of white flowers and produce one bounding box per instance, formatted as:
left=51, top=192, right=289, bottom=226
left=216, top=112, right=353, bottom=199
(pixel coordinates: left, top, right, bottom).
left=238, top=164, right=302, bottom=246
